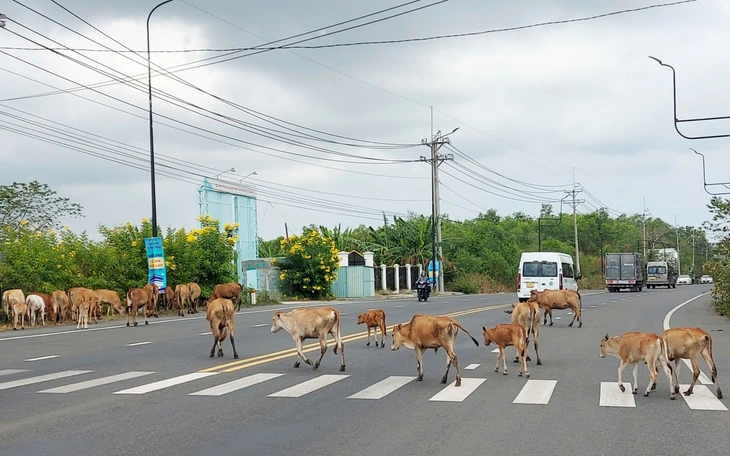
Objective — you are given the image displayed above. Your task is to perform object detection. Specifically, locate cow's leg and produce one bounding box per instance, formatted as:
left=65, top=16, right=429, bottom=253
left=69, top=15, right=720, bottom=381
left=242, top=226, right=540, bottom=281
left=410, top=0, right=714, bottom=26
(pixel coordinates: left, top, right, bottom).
left=684, top=357, right=702, bottom=396
left=547, top=308, right=554, bottom=326
left=295, top=336, right=312, bottom=367
left=643, top=358, right=658, bottom=396
left=700, top=347, right=722, bottom=398
left=415, top=348, right=425, bottom=381
left=380, top=322, right=386, bottom=348
left=441, top=348, right=453, bottom=385
left=76, top=313, right=81, bottom=329
left=229, top=331, right=239, bottom=359
left=313, top=335, right=328, bottom=370
left=533, top=326, right=542, bottom=365
left=210, top=334, right=219, bottom=357
left=543, top=308, right=548, bottom=325
left=126, top=305, right=131, bottom=327
left=569, top=305, right=578, bottom=327
left=143, top=303, right=149, bottom=326
left=631, top=363, right=640, bottom=394
left=366, top=326, right=371, bottom=346
left=522, top=346, right=530, bottom=378
left=617, top=361, right=628, bottom=392
left=374, top=326, right=379, bottom=347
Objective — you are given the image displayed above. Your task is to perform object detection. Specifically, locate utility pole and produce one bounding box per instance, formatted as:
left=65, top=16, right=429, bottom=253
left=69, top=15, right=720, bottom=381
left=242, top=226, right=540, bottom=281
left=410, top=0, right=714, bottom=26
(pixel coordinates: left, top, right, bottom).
left=675, top=215, right=681, bottom=275
left=420, top=107, right=457, bottom=293
left=566, top=170, right=584, bottom=278
left=692, top=228, right=696, bottom=279
left=642, top=197, right=647, bottom=259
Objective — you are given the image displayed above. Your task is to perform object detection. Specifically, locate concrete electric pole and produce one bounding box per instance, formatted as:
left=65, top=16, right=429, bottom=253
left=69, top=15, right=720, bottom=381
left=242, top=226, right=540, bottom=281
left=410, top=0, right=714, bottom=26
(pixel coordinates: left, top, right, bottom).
left=565, top=174, right=584, bottom=278
left=420, top=107, right=456, bottom=293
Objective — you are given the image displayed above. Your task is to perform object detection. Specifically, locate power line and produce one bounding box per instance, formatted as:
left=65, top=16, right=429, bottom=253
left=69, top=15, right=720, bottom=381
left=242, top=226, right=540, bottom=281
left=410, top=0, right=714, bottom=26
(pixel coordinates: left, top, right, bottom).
left=4, top=0, right=697, bottom=53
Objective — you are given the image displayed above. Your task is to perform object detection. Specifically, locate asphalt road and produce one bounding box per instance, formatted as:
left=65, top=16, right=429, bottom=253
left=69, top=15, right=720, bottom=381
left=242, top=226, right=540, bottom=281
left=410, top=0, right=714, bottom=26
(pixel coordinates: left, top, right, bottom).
left=0, top=285, right=725, bottom=456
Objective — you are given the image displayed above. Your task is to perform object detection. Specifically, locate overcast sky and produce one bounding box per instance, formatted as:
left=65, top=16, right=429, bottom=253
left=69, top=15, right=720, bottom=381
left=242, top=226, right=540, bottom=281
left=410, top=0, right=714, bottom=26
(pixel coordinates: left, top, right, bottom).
left=2, top=0, right=729, bottom=242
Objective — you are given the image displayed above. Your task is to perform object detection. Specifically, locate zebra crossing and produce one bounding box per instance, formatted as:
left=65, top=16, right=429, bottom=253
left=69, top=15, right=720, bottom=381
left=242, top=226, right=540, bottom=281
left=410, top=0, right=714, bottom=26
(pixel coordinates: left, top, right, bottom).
left=0, top=366, right=725, bottom=410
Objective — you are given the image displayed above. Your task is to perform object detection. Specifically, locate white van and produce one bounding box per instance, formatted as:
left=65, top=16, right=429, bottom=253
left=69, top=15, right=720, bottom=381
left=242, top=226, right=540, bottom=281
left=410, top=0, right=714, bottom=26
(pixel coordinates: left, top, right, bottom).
left=516, top=251, right=580, bottom=302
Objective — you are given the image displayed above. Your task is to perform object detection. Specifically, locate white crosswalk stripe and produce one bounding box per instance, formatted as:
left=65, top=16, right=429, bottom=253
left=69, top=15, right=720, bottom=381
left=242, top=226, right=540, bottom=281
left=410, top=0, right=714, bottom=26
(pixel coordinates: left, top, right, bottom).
left=190, top=373, right=284, bottom=397
left=0, top=370, right=92, bottom=391
left=112, top=372, right=218, bottom=395
left=348, top=376, right=415, bottom=400
left=681, top=359, right=714, bottom=385
left=678, top=384, right=726, bottom=410
left=513, top=380, right=557, bottom=405
left=38, top=371, right=155, bottom=394
left=269, top=374, right=349, bottom=398
left=0, top=369, right=28, bottom=377
left=429, top=378, right=486, bottom=402
left=599, top=382, right=636, bottom=407
left=464, top=364, right=480, bottom=370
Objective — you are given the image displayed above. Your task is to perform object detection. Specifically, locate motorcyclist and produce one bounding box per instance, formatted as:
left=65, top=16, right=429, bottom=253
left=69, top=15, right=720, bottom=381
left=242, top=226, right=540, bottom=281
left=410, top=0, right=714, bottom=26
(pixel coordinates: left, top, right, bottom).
left=416, top=272, right=431, bottom=295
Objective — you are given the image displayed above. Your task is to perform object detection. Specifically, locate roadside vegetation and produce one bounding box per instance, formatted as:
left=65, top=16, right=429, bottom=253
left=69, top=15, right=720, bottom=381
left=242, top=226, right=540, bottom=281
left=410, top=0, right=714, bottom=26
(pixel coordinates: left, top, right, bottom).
left=703, top=197, right=730, bottom=316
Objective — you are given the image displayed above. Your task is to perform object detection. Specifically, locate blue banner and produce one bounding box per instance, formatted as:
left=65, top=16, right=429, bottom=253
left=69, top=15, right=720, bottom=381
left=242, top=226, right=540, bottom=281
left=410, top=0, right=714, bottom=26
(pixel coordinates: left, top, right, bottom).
left=427, top=260, right=441, bottom=286
left=144, top=237, right=167, bottom=292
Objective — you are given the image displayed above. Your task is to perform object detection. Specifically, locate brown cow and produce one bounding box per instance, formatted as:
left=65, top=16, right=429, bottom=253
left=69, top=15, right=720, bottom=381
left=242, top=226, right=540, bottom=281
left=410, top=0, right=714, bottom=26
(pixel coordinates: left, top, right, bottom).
left=68, top=287, right=100, bottom=324
left=483, top=323, right=529, bottom=378
left=125, top=288, right=149, bottom=327
left=662, top=327, right=721, bottom=399
left=271, top=306, right=345, bottom=371
left=210, top=282, right=243, bottom=310
left=51, top=290, right=70, bottom=324
left=165, top=286, right=177, bottom=311
left=175, top=284, right=190, bottom=317
left=357, top=309, right=387, bottom=347
left=76, top=298, right=89, bottom=330
left=187, top=282, right=201, bottom=314
left=505, top=300, right=541, bottom=365
left=528, top=288, right=582, bottom=327
left=391, top=314, right=479, bottom=387
left=96, top=289, right=124, bottom=317
left=143, top=283, right=160, bottom=318
left=600, top=332, right=675, bottom=399
left=206, top=298, right=239, bottom=359
left=29, top=292, right=53, bottom=322
left=3, top=289, right=27, bottom=330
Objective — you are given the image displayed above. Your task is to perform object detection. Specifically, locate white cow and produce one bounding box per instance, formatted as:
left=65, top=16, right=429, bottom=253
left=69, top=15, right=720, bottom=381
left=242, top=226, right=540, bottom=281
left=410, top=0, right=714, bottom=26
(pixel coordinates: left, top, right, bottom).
left=26, top=294, right=46, bottom=327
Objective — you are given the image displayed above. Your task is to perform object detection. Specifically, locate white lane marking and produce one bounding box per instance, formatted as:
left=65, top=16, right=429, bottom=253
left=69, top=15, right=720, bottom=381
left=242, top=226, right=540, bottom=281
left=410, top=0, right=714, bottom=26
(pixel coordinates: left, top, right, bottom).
left=443, top=301, right=450, bottom=304
left=420, top=303, right=428, bottom=305
left=252, top=324, right=268, bottom=328
left=461, top=299, right=469, bottom=302
left=394, top=305, right=403, bottom=308
left=554, top=317, right=562, bottom=320
left=681, top=359, right=714, bottom=385
left=465, top=364, right=480, bottom=370
left=126, top=342, right=151, bottom=347
left=599, top=382, right=636, bottom=407
left=347, top=376, right=415, bottom=400
left=601, top=303, right=606, bottom=306
left=340, top=313, right=348, bottom=316
left=112, top=372, right=218, bottom=395
left=620, top=298, right=626, bottom=301
left=678, top=384, right=727, bottom=410
left=567, top=312, right=572, bottom=315
left=662, top=292, right=711, bottom=331
left=0, top=370, right=92, bottom=391
left=481, top=297, right=487, bottom=300
left=513, top=380, right=558, bottom=405
left=38, top=371, right=155, bottom=394
left=610, top=300, right=617, bottom=303
left=24, top=355, right=60, bottom=362
left=0, top=369, right=28, bottom=377
left=268, top=374, right=349, bottom=398
left=590, top=305, right=596, bottom=308
left=491, top=348, right=499, bottom=353
left=429, top=378, right=486, bottom=402
left=198, top=332, right=212, bottom=336
left=190, top=373, right=284, bottom=397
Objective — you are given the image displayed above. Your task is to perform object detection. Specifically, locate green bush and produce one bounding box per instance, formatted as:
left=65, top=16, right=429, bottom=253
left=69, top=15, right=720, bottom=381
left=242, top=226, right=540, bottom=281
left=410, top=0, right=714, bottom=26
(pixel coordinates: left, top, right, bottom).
left=277, top=229, right=340, bottom=300
left=709, top=260, right=730, bottom=316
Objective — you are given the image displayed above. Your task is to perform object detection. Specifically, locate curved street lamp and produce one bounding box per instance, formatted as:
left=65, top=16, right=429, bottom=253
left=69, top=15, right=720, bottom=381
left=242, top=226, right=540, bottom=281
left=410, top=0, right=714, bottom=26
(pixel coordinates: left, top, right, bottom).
left=238, top=171, right=257, bottom=182
left=215, top=167, right=236, bottom=179
left=147, top=0, right=174, bottom=238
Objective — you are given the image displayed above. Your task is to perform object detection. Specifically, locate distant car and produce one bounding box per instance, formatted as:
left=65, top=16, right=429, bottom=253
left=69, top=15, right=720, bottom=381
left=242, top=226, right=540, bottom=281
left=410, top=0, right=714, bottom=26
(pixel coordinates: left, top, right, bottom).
left=677, top=275, right=692, bottom=285
left=700, top=275, right=714, bottom=284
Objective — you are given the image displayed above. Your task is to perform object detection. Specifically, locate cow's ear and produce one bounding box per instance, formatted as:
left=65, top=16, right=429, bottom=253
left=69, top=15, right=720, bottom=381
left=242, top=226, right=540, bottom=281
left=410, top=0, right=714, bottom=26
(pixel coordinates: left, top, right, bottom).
left=604, top=334, right=609, bottom=341
left=482, top=326, right=486, bottom=332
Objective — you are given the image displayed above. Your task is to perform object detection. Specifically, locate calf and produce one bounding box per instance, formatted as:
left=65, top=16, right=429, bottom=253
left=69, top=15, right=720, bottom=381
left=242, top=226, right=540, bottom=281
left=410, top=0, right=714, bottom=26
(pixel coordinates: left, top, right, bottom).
left=29, top=292, right=53, bottom=323
left=600, top=332, right=675, bottom=399
left=505, top=300, right=541, bottom=365
left=3, top=289, right=26, bottom=330
left=357, top=309, right=387, bottom=347
left=391, top=314, right=479, bottom=387
left=271, top=306, right=345, bottom=371
left=76, top=298, right=89, bottom=329
left=175, top=284, right=190, bottom=317
left=210, top=282, right=243, bottom=310
left=125, top=288, right=149, bottom=327
left=528, top=289, right=582, bottom=327
left=51, top=290, right=69, bottom=324
left=26, top=294, right=46, bottom=327
left=662, top=327, right=721, bottom=399
left=206, top=298, right=239, bottom=359
left=143, top=283, right=160, bottom=318
left=188, top=282, right=201, bottom=314
left=483, top=323, right=529, bottom=378
left=68, top=287, right=99, bottom=323
left=96, top=289, right=124, bottom=317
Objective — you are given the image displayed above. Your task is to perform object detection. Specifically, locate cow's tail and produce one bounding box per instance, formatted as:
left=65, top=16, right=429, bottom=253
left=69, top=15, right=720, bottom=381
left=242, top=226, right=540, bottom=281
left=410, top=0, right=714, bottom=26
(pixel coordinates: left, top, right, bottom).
left=332, top=310, right=343, bottom=354
left=452, top=320, right=480, bottom=347
left=521, top=326, right=528, bottom=358
left=702, top=334, right=718, bottom=381
left=659, top=338, right=673, bottom=375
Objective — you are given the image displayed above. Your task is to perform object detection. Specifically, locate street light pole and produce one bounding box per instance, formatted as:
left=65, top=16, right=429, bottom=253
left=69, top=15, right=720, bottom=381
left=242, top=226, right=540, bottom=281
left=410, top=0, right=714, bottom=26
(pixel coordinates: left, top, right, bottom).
left=147, top=0, right=174, bottom=239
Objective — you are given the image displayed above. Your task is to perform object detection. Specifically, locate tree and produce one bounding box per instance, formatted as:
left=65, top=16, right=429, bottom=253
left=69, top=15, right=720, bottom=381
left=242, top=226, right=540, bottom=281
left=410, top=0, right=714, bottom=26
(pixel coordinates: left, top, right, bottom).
left=0, top=181, right=83, bottom=233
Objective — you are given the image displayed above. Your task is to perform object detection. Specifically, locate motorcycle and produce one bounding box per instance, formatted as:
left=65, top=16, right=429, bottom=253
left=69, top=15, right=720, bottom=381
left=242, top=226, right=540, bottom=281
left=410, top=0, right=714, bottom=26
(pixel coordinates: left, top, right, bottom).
left=416, top=280, right=430, bottom=302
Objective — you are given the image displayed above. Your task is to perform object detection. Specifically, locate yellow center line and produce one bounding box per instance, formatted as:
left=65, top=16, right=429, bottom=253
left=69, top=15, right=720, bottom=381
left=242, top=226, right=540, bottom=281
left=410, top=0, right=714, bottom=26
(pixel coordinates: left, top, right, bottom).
left=200, top=303, right=512, bottom=373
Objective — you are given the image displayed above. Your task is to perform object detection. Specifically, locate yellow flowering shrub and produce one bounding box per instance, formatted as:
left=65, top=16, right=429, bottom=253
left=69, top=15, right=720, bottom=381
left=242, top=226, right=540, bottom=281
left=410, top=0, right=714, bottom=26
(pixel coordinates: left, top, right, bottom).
left=277, top=229, right=339, bottom=300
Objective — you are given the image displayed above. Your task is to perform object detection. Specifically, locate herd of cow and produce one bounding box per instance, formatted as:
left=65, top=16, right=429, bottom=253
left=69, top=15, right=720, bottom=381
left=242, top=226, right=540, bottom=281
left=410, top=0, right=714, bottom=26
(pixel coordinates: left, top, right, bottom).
left=0, top=281, right=245, bottom=330
left=2, top=283, right=722, bottom=404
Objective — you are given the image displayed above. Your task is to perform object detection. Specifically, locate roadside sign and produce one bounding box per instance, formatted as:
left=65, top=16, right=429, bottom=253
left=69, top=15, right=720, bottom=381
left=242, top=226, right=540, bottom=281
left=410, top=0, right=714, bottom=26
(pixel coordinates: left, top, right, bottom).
left=144, top=237, right=167, bottom=292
